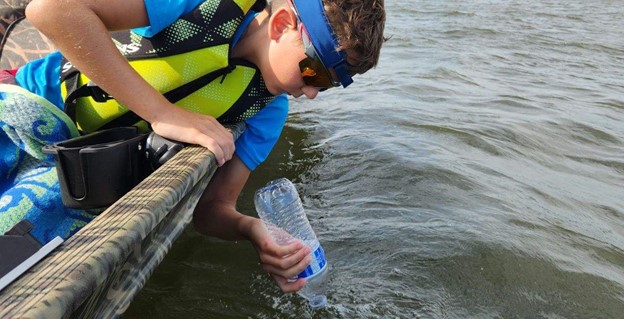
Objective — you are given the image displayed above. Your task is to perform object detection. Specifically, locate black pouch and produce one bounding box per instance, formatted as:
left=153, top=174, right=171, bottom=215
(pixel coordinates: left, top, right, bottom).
left=42, top=127, right=150, bottom=209
left=0, top=220, right=42, bottom=278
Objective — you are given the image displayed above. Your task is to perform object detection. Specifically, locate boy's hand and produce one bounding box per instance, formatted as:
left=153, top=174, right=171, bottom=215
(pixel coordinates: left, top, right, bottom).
left=150, top=105, right=234, bottom=166
left=248, top=218, right=312, bottom=293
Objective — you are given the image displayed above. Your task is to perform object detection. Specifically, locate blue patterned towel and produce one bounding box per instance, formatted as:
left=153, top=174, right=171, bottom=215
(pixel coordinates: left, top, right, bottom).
left=0, top=84, right=100, bottom=244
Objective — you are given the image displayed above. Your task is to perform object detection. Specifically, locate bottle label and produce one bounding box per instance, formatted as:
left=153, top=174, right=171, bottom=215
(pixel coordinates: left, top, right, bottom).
left=297, top=246, right=327, bottom=279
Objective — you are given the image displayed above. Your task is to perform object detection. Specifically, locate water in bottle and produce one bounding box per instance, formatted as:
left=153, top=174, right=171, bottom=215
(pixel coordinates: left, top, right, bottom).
left=254, top=178, right=329, bottom=308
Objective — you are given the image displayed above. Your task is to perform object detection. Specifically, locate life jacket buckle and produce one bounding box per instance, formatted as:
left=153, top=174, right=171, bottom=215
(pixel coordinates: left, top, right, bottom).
left=86, top=81, right=112, bottom=102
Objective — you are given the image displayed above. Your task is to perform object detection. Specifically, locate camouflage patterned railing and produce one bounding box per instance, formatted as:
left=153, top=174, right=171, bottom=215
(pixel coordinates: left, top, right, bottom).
left=0, top=123, right=245, bottom=318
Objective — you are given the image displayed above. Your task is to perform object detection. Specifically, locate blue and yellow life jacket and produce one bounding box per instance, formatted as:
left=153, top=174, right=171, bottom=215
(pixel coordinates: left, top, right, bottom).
left=59, top=0, right=274, bottom=133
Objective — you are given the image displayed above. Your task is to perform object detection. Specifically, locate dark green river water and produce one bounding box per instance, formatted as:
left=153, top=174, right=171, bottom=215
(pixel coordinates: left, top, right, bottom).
left=124, top=0, right=624, bottom=318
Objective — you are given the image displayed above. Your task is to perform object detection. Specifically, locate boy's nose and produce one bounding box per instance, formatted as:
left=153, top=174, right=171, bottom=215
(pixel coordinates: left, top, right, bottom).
left=301, top=86, right=320, bottom=99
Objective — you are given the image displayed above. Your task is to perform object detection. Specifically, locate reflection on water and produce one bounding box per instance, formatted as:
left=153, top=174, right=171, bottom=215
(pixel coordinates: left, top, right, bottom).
left=125, top=0, right=624, bottom=318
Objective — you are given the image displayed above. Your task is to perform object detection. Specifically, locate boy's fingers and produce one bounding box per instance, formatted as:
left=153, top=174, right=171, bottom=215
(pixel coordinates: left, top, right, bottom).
left=257, top=237, right=299, bottom=256
left=259, top=246, right=311, bottom=271
left=261, top=252, right=312, bottom=279
left=196, top=135, right=226, bottom=166
left=270, top=240, right=306, bottom=257
left=193, top=127, right=234, bottom=166
left=200, top=126, right=234, bottom=165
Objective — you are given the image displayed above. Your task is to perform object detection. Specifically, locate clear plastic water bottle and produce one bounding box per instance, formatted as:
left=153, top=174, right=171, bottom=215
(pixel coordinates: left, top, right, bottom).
left=254, top=178, right=329, bottom=309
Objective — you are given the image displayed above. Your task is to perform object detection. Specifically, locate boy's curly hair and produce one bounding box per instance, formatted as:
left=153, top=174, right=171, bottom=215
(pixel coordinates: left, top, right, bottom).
left=322, top=0, right=386, bottom=75
left=269, top=0, right=386, bottom=76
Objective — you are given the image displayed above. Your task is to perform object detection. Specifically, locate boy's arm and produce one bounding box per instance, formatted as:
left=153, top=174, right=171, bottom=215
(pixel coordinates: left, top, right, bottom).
left=25, top=0, right=234, bottom=166
left=193, top=156, right=311, bottom=292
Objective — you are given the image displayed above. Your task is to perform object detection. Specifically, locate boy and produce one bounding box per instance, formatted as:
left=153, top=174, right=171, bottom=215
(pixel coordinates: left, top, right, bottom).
left=2, top=0, right=385, bottom=293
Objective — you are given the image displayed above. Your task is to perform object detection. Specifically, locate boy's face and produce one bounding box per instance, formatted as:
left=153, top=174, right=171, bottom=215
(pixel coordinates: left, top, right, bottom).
left=263, top=3, right=349, bottom=99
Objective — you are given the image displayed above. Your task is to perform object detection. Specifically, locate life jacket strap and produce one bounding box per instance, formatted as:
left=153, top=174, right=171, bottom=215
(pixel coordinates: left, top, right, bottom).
left=63, top=73, right=113, bottom=127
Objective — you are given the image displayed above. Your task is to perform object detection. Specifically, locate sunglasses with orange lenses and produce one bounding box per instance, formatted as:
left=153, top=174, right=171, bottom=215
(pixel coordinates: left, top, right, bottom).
left=299, top=27, right=340, bottom=89
left=289, top=3, right=341, bottom=89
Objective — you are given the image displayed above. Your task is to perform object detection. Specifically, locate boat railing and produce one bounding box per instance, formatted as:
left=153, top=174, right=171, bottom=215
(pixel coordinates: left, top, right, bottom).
left=0, top=125, right=245, bottom=318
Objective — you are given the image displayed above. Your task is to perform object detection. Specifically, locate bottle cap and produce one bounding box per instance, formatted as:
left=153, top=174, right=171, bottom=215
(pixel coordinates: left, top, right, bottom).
left=309, top=294, right=328, bottom=309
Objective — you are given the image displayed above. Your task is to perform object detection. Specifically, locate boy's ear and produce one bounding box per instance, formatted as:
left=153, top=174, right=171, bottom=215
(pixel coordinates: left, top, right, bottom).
left=268, top=7, right=297, bottom=40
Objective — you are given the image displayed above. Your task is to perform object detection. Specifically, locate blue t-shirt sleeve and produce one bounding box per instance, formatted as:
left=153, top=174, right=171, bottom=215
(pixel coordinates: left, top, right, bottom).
left=235, top=94, right=289, bottom=171
left=134, top=0, right=205, bottom=36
